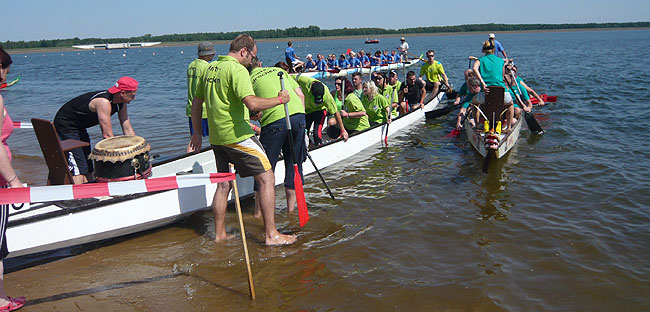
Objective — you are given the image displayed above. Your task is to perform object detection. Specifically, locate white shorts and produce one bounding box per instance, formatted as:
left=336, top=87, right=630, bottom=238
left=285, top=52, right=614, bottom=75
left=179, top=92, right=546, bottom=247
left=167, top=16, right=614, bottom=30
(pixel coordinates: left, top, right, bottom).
left=474, top=91, right=512, bottom=105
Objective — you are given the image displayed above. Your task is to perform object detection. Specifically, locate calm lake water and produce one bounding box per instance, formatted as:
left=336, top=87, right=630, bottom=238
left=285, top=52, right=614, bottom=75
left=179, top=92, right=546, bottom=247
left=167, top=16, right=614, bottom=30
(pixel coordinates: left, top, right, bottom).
left=3, top=29, right=650, bottom=311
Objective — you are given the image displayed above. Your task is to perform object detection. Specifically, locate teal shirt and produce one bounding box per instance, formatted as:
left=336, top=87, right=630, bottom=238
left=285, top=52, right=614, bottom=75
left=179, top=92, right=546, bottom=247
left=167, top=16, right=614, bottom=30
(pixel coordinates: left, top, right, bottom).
left=479, top=54, right=505, bottom=87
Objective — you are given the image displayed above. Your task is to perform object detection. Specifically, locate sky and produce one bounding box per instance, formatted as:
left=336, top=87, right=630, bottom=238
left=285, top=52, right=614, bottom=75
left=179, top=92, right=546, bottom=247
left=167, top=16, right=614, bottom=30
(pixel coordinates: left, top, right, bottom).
left=3, top=0, right=649, bottom=42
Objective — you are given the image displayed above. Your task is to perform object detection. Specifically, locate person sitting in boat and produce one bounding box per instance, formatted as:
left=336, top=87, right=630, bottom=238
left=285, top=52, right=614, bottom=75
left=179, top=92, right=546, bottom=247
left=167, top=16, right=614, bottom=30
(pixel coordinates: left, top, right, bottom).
left=358, top=50, right=370, bottom=66
left=330, top=77, right=345, bottom=124
left=336, top=54, right=350, bottom=70
left=327, top=78, right=369, bottom=138
left=390, top=50, right=400, bottom=63
left=285, top=40, right=304, bottom=73
left=419, top=50, right=451, bottom=97
left=361, top=81, right=391, bottom=126
left=398, top=71, right=426, bottom=114
left=348, top=52, right=361, bottom=68
left=327, top=54, right=337, bottom=69
left=248, top=60, right=307, bottom=214
left=373, top=72, right=399, bottom=120
left=297, top=75, right=348, bottom=147
left=454, top=69, right=477, bottom=106
left=304, top=54, right=316, bottom=71
left=0, top=47, right=27, bottom=312
left=53, top=76, right=138, bottom=184
left=511, top=64, right=545, bottom=106
left=369, top=51, right=382, bottom=66
left=389, top=70, right=402, bottom=94
left=472, top=40, right=514, bottom=130
left=316, top=54, right=328, bottom=72
left=504, top=63, right=533, bottom=120
left=455, top=77, right=482, bottom=130
left=351, top=72, right=364, bottom=99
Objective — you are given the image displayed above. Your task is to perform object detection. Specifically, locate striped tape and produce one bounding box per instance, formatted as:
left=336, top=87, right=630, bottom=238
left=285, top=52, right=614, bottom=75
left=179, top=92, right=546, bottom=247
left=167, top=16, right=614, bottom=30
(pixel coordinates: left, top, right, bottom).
left=0, top=172, right=235, bottom=205
left=13, top=121, right=33, bottom=129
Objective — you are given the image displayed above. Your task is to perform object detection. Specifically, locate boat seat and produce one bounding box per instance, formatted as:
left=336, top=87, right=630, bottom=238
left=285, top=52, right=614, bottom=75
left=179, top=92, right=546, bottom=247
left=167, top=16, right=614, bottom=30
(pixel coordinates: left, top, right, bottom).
left=478, top=86, right=506, bottom=129
left=31, top=118, right=89, bottom=185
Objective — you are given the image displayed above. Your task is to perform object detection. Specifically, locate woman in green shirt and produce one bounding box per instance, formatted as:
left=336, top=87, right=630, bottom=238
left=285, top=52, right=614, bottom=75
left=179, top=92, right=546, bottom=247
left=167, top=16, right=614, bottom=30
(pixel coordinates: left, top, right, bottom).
left=361, top=81, right=390, bottom=126
left=327, top=78, right=369, bottom=138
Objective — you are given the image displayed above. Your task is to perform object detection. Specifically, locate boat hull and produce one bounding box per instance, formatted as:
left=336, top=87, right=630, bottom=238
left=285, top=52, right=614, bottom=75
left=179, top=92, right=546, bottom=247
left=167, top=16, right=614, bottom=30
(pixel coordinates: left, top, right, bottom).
left=464, top=117, right=523, bottom=159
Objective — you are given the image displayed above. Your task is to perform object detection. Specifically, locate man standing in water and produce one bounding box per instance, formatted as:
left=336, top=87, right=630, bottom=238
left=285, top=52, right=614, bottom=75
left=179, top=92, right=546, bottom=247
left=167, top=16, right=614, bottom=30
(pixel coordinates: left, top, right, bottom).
left=185, top=42, right=215, bottom=150
left=188, top=34, right=296, bottom=246
left=54, top=76, right=138, bottom=184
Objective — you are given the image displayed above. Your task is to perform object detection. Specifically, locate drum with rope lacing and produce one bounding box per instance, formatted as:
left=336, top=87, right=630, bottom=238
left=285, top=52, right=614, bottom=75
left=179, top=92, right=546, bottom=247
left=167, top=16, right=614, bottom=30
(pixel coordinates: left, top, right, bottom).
left=89, top=135, right=152, bottom=182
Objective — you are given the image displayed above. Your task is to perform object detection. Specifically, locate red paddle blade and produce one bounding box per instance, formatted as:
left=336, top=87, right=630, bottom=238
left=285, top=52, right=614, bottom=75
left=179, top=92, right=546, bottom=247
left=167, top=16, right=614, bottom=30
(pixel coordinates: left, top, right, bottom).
left=293, top=165, right=309, bottom=227
left=0, top=83, right=7, bottom=89
left=546, top=95, right=557, bottom=102
left=450, top=128, right=460, bottom=136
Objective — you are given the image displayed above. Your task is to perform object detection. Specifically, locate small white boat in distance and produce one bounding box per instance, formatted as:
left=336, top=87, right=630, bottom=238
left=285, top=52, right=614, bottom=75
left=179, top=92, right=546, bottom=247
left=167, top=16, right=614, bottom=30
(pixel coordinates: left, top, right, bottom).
left=72, top=42, right=162, bottom=50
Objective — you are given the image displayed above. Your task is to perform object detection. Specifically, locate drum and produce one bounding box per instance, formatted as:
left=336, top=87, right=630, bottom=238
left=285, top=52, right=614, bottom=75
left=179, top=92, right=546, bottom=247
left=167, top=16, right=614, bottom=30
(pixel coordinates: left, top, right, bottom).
left=89, top=135, right=152, bottom=182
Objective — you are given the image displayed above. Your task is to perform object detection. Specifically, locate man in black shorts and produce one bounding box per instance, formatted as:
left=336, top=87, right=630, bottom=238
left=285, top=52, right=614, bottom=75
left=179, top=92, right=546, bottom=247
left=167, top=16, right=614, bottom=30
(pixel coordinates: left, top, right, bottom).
left=398, top=71, right=426, bottom=114
left=53, top=76, right=138, bottom=184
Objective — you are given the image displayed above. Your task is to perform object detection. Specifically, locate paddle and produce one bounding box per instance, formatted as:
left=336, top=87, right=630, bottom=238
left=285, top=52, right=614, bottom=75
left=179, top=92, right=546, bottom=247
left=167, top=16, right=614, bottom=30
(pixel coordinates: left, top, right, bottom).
left=530, top=94, right=557, bottom=105
left=0, top=75, right=20, bottom=90
left=507, top=71, right=543, bottom=134
left=305, top=150, right=336, bottom=200
left=230, top=165, right=256, bottom=299
left=450, top=108, right=471, bottom=136
left=482, top=150, right=492, bottom=173
left=425, top=102, right=459, bottom=119
left=384, top=84, right=394, bottom=145
left=278, top=72, right=309, bottom=227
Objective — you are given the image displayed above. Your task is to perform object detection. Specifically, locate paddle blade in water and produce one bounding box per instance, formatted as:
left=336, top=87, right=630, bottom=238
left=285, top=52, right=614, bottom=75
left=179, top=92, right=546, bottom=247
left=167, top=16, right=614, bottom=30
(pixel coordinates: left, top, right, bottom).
left=546, top=95, right=557, bottom=102
left=524, top=111, right=544, bottom=134
left=293, top=165, right=309, bottom=227
left=449, top=128, right=460, bottom=137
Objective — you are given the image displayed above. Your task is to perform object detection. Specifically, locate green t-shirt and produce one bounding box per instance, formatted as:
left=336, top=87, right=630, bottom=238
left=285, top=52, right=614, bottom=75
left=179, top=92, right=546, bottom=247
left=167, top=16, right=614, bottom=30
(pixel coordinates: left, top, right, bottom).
left=296, top=76, right=337, bottom=114
left=419, top=60, right=445, bottom=82
left=457, top=82, right=468, bottom=97
left=379, top=85, right=399, bottom=118
left=361, top=93, right=389, bottom=124
left=195, top=55, right=256, bottom=146
left=479, top=54, right=505, bottom=87
left=186, top=58, right=209, bottom=118
left=250, top=67, right=305, bottom=127
left=507, top=77, right=530, bottom=108
left=342, top=93, right=370, bottom=131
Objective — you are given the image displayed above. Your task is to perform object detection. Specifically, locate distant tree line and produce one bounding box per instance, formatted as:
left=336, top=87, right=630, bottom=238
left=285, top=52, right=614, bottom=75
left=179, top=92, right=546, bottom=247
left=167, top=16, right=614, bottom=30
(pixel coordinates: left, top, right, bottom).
left=3, top=22, right=649, bottom=50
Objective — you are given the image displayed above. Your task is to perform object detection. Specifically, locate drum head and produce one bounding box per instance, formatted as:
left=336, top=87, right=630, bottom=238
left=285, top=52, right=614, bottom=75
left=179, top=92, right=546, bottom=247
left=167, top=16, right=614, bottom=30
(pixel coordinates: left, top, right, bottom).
left=89, top=135, right=151, bottom=162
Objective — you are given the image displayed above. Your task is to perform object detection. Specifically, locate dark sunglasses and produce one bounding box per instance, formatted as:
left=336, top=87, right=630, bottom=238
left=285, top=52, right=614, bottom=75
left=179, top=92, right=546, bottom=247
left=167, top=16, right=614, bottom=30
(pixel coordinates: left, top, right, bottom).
left=427, top=54, right=435, bottom=58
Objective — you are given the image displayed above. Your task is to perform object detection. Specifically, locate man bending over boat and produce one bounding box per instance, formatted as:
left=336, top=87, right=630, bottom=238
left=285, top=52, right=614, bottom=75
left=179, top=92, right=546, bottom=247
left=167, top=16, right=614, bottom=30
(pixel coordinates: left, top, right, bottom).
left=299, top=76, right=348, bottom=147
left=248, top=60, right=306, bottom=213
left=188, top=34, right=296, bottom=246
left=419, top=50, right=451, bottom=97
left=53, top=76, right=138, bottom=184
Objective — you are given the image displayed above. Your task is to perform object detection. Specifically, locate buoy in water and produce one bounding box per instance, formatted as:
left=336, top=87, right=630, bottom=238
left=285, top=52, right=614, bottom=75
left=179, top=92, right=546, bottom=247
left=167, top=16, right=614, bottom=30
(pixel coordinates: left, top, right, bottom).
left=181, top=51, right=184, bottom=54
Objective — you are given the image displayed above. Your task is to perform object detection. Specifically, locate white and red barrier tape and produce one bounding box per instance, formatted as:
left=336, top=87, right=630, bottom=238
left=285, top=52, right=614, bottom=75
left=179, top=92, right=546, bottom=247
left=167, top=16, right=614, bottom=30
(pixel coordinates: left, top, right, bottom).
left=0, top=172, right=235, bottom=205
left=13, top=121, right=33, bottom=129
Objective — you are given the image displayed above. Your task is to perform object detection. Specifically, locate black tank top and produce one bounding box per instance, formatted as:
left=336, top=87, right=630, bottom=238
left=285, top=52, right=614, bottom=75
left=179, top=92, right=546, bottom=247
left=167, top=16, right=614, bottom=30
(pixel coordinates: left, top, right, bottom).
left=54, top=90, right=123, bottom=132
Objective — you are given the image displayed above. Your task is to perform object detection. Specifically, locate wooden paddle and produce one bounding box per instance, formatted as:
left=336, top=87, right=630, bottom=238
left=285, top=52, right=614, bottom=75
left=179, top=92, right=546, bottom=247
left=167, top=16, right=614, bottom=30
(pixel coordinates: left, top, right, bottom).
left=230, top=165, right=256, bottom=299
left=278, top=72, right=309, bottom=227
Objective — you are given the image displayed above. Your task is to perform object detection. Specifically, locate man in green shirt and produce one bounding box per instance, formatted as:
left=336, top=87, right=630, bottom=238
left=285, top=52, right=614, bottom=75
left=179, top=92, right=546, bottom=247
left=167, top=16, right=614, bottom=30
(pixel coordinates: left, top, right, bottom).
left=419, top=50, right=451, bottom=97
left=185, top=42, right=215, bottom=146
left=187, top=34, right=296, bottom=246
left=249, top=62, right=306, bottom=214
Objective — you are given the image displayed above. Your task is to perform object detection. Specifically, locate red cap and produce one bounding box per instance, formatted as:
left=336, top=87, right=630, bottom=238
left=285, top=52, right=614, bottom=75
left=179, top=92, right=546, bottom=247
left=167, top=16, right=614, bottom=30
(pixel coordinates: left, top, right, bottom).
left=108, top=76, right=138, bottom=93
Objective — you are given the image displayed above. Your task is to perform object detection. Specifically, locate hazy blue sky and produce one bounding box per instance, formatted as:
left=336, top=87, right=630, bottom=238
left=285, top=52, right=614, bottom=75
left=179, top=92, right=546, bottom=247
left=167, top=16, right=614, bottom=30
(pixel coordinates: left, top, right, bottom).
left=4, top=0, right=648, bottom=42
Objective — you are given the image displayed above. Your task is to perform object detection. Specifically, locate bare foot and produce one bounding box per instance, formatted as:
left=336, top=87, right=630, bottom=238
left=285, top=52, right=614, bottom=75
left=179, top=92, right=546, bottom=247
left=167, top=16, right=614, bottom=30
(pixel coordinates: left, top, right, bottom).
left=265, top=233, right=297, bottom=246
left=253, top=211, right=262, bottom=219
left=214, top=233, right=236, bottom=243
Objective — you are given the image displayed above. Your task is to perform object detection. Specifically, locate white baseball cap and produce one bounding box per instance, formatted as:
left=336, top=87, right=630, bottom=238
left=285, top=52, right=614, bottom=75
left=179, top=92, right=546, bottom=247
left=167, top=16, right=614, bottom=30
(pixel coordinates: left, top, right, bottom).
left=489, top=33, right=495, bottom=39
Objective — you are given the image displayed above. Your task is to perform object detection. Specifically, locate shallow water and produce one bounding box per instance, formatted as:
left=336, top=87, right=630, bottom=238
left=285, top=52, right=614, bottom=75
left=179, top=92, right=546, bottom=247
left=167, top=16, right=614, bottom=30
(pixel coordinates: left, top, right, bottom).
left=2, top=29, right=650, bottom=311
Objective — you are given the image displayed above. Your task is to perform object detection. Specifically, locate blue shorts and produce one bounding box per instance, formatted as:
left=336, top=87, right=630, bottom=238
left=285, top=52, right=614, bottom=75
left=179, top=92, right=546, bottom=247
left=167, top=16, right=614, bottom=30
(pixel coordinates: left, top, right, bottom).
left=188, top=117, right=209, bottom=137
left=58, top=130, right=93, bottom=175
left=255, top=113, right=306, bottom=191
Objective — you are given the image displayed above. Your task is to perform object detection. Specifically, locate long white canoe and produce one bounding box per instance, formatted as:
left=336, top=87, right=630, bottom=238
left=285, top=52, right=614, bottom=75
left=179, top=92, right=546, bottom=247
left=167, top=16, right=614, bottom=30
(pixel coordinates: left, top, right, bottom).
left=6, top=91, right=443, bottom=258
left=294, top=59, right=421, bottom=80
